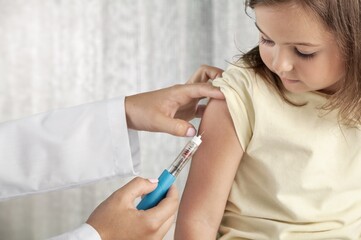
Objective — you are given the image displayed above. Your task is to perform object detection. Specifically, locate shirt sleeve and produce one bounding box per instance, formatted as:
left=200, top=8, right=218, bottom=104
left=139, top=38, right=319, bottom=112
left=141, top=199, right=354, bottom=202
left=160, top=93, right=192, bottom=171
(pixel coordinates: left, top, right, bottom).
left=47, top=224, right=101, bottom=240
left=0, top=97, right=141, bottom=200
left=212, top=64, right=255, bottom=151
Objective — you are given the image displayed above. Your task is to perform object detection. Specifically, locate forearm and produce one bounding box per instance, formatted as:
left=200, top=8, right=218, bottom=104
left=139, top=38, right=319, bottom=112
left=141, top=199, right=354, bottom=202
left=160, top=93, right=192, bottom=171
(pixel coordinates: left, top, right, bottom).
left=0, top=97, right=140, bottom=200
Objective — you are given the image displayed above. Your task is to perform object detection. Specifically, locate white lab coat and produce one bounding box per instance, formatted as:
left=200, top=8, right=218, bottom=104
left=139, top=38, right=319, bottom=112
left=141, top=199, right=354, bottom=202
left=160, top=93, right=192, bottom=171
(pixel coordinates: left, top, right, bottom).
left=0, top=97, right=141, bottom=240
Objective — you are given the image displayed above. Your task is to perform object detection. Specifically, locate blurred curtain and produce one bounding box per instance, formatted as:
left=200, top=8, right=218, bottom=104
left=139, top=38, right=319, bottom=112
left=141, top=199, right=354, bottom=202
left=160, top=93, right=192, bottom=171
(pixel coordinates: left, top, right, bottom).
left=0, top=0, right=257, bottom=239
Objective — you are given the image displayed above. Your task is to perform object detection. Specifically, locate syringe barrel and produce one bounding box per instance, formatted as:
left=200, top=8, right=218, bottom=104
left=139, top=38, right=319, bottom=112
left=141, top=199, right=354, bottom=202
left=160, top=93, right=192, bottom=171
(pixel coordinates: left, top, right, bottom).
left=168, top=135, right=202, bottom=177
left=136, top=135, right=202, bottom=210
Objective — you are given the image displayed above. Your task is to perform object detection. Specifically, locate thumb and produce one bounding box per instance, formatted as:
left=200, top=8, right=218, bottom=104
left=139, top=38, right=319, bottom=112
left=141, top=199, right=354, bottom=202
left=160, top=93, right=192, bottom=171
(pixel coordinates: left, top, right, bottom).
left=120, top=177, right=159, bottom=203
left=156, top=115, right=196, bottom=137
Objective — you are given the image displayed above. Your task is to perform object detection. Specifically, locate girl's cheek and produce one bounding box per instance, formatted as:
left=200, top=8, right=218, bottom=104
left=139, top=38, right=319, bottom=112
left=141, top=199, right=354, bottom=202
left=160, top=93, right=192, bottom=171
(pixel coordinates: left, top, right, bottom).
left=259, top=46, right=273, bottom=71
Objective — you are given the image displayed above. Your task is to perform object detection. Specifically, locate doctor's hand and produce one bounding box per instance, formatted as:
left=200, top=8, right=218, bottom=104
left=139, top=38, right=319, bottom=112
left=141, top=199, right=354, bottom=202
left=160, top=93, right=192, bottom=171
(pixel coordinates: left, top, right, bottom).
left=125, top=65, right=224, bottom=137
left=86, top=177, right=178, bottom=240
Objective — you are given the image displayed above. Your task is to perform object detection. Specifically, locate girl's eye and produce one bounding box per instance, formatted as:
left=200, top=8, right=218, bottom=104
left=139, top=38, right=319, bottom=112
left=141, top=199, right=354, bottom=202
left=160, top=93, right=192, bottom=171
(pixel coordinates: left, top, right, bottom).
left=260, top=35, right=316, bottom=60
left=294, top=48, right=316, bottom=60
left=259, top=36, right=275, bottom=46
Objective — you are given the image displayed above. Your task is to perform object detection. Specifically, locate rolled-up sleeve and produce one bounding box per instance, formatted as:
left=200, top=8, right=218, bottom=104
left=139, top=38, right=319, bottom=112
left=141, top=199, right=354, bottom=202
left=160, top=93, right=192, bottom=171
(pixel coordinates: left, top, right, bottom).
left=212, top=65, right=255, bottom=151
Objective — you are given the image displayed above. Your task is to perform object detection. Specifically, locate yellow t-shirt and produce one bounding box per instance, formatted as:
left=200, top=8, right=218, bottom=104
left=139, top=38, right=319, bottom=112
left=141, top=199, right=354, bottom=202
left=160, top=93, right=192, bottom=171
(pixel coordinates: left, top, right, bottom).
left=212, top=64, right=361, bottom=239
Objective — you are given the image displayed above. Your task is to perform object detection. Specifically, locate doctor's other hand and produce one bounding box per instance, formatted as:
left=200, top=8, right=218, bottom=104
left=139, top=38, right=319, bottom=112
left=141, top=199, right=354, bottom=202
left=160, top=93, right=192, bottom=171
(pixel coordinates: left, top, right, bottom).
left=86, top=177, right=178, bottom=240
left=125, top=65, right=224, bottom=137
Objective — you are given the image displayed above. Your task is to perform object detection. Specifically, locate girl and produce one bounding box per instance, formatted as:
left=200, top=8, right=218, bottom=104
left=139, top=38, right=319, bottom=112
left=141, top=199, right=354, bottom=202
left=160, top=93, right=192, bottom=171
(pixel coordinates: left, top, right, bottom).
left=175, top=0, right=361, bottom=239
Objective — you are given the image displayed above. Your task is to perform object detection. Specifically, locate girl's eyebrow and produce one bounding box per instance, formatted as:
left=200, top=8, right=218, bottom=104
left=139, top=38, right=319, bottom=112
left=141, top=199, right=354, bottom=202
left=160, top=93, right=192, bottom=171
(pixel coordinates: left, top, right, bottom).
left=255, top=22, right=321, bottom=47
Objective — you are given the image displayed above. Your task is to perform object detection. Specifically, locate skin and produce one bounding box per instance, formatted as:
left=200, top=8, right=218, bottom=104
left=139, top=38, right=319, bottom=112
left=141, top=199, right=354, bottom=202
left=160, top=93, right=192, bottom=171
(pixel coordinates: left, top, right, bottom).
left=256, top=3, right=345, bottom=94
left=86, top=65, right=225, bottom=240
left=87, top=178, right=178, bottom=240
left=175, top=99, right=242, bottom=239
left=175, top=3, right=346, bottom=239
left=125, top=65, right=225, bottom=137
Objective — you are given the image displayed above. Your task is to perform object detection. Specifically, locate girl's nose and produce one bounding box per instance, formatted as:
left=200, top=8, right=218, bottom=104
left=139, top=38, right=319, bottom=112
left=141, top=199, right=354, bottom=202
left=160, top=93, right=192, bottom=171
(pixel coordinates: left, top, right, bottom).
left=272, top=48, right=293, bottom=74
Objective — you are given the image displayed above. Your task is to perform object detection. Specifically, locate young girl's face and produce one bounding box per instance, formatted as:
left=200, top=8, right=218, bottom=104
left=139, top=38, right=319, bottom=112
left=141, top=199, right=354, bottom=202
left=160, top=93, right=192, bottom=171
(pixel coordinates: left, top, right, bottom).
left=255, top=3, right=345, bottom=94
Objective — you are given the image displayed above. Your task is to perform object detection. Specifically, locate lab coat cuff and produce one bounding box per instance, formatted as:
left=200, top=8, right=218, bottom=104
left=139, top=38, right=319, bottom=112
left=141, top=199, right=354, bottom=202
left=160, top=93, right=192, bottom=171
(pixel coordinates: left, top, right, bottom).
left=107, top=97, right=141, bottom=177
left=48, top=223, right=101, bottom=240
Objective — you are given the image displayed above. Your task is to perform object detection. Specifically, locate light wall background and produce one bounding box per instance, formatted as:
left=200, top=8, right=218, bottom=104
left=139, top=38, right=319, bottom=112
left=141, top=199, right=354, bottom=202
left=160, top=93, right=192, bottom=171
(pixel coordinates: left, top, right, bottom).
left=0, top=0, right=257, bottom=239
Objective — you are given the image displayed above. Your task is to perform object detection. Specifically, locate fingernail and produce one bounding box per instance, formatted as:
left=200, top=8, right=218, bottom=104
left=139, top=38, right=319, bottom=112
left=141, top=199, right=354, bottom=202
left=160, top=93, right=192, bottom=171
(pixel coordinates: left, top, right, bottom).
left=148, top=178, right=159, bottom=184
left=186, top=128, right=196, bottom=137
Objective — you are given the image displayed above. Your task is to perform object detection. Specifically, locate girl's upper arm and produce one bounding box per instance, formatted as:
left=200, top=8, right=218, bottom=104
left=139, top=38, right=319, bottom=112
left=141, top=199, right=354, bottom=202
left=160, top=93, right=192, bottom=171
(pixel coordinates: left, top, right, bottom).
left=175, top=98, right=244, bottom=239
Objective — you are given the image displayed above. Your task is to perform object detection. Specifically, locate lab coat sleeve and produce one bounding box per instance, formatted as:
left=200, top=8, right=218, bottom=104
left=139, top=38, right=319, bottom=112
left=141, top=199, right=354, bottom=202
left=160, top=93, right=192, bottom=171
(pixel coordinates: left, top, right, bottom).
left=48, top=224, right=100, bottom=240
left=0, top=97, right=141, bottom=200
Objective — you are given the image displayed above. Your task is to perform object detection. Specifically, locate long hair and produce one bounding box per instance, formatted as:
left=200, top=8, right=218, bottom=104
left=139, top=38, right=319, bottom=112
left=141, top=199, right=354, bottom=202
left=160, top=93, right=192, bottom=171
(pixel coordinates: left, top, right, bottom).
left=242, top=0, right=361, bottom=126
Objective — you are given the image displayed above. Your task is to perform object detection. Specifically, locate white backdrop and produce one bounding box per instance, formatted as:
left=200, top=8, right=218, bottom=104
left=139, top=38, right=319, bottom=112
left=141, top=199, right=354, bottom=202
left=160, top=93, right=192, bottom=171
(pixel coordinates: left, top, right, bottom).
left=0, top=0, right=257, bottom=239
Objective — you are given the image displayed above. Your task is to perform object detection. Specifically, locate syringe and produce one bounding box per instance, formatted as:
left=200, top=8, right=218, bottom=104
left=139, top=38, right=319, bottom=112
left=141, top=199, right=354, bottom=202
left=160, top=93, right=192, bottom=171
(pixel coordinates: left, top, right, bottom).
left=136, top=134, right=202, bottom=210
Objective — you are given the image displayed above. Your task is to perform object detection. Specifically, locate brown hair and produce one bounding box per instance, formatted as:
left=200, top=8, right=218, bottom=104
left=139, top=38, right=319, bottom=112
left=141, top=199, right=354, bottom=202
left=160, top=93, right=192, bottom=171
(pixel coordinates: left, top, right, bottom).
left=241, top=0, right=361, bottom=126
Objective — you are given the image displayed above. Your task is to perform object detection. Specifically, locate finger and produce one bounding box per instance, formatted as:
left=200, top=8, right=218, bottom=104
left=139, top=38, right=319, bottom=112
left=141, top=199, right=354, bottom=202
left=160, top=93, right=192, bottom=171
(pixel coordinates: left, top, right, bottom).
left=154, top=114, right=196, bottom=137
left=165, top=184, right=179, bottom=199
left=156, top=212, right=176, bottom=239
left=148, top=186, right=178, bottom=238
left=144, top=185, right=179, bottom=224
left=118, top=177, right=158, bottom=204
left=186, top=65, right=224, bottom=84
left=200, top=65, right=224, bottom=82
left=193, top=84, right=224, bottom=100
left=175, top=83, right=225, bottom=101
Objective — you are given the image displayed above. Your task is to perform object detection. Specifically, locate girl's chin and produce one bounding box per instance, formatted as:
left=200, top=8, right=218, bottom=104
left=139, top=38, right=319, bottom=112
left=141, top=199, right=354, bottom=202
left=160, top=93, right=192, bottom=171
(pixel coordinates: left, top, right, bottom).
left=283, top=86, right=316, bottom=94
